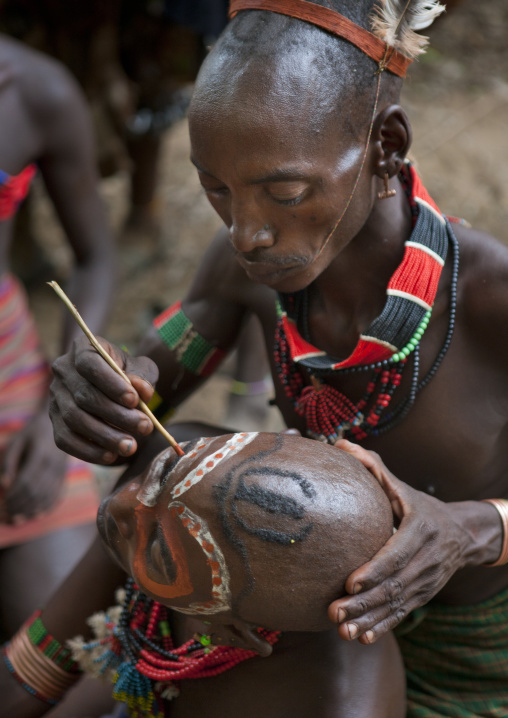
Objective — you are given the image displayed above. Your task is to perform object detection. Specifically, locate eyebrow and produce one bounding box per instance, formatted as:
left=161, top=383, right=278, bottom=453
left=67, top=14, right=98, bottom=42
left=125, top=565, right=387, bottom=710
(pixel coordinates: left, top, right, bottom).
left=190, top=156, right=312, bottom=186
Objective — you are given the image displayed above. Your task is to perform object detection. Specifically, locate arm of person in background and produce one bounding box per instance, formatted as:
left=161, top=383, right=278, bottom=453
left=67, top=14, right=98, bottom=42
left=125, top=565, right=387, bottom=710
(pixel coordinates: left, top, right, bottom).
left=1, top=52, right=116, bottom=521
left=49, top=229, right=249, bottom=466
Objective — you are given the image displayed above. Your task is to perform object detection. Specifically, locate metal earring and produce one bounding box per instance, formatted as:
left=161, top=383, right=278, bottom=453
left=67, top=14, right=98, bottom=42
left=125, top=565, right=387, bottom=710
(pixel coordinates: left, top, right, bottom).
left=378, top=172, right=396, bottom=200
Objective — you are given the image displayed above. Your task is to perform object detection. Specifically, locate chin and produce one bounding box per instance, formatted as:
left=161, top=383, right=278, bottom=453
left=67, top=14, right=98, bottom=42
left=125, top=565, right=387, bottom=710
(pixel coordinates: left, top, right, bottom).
left=268, top=265, right=321, bottom=294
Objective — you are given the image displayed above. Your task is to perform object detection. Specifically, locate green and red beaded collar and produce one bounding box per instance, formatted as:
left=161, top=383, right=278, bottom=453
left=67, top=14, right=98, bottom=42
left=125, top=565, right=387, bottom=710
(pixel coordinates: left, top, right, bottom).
left=277, top=163, right=448, bottom=372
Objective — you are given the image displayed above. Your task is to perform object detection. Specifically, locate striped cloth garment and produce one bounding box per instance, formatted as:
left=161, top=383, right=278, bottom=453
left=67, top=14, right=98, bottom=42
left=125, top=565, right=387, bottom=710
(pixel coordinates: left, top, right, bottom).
left=0, top=273, right=99, bottom=548
left=396, top=586, right=508, bottom=717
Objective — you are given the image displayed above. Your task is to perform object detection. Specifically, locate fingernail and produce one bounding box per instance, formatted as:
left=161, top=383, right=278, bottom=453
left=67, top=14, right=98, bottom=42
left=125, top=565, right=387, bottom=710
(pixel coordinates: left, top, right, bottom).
left=119, top=439, right=134, bottom=456
left=138, top=419, right=152, bottom=436
left=353, top=582, right=362, bottom=595
left=337, top=608, right=346, bottom=623
left=364, top=630, right=374, bottom=644
left=103, top=451, right=116, bottom=464
left=347, top=623, right=358, bottom=640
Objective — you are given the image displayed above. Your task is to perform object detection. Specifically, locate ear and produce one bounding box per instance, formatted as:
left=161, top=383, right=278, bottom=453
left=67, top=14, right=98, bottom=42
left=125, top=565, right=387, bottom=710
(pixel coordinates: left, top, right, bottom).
left=371, top=105, right=413, bottom=179
left=210, top=618, right=274, bottom=657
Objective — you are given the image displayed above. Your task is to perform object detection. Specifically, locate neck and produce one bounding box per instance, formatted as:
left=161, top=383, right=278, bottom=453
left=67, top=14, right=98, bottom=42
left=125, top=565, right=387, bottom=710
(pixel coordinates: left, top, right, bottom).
left=314, top=175, right=412, bottom=323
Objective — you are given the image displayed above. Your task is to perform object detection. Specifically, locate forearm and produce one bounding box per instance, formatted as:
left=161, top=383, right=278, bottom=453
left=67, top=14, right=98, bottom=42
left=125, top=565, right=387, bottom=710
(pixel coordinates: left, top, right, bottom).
left=2, top=536, right=124, bottom=717
left=43, top=534, right=125, bottom=643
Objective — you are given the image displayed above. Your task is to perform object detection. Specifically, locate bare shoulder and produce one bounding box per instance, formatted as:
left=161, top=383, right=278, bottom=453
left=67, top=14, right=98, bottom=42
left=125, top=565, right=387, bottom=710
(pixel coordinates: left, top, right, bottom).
left=454, top=222, right=508, bottom=361
left=2, top=35, right=85, bottom=127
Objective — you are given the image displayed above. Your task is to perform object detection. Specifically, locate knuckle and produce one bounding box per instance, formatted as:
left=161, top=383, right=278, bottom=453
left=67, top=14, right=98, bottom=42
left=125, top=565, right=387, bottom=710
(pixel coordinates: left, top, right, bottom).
left=384, top=577, right=404, bottom=602
left=388, top=594, right=405, bottom=612
left=421, top=519, right=439, bottom=541
left=392, top=550, right=409, bottom=572
left=355, top=598, right=371, bottom=614
left=73, top=384, right=96, bottom=409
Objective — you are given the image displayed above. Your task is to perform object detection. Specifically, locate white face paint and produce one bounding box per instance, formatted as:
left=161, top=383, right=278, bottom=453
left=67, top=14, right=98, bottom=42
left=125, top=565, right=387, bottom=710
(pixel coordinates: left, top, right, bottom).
left=136, top=451, right=169, bottom=507
left=171, top=432, right=258, bottom=500
left=168, top=502, right=232, bottom=615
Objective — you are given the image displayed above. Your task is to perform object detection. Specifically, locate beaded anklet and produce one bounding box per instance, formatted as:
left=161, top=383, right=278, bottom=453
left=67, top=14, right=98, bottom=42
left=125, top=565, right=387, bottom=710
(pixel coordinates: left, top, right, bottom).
left=230, top=377, right=273, bottom=396
left=483, top=499, right=508, bottom=566
left=3, top=609, right=81, bottom=705
left=154, top=301, right=226, bottom=377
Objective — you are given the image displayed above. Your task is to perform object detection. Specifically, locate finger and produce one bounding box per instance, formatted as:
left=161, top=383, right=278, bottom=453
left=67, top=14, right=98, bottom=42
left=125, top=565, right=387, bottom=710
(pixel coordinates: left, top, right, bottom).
left=59, top=344, right=139, bottom=409
left=50, top=414, right=125, bottom=464
left=50, top=385, right=144, bottom=458
left=73, top=340, right=159, bottom=407
left=343, top=526, right=419, bottom=596
left=338, top=586, right=430, bottom=644
left=329, top=549, right=437, bottom=631
left=334, top=440, right=387, bottom=483
left=70, top=380, right=152, bottom=437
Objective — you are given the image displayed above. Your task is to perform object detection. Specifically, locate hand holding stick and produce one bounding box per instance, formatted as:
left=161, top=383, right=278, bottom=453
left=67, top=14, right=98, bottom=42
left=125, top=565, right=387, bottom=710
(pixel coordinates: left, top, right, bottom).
left=48, top=281, right=184, bottom=456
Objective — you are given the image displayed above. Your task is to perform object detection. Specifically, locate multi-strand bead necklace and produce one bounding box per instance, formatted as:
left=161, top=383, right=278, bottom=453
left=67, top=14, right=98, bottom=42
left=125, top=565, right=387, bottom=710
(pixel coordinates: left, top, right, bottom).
left=82, top=578, right=280, bottom=717
left=274, top=164, right=460, bottom=443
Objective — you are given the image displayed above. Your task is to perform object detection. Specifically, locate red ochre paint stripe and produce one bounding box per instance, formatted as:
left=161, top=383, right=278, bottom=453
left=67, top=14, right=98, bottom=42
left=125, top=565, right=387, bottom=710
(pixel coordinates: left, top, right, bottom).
left=388, top=247, right=442, bottom=307
left=153, top=300, right=182, bottom=329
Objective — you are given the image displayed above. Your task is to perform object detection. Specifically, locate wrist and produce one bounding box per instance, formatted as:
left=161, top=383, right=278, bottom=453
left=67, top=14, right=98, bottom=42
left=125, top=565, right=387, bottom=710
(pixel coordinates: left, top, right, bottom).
left=448, top=500, right=505, bottom=567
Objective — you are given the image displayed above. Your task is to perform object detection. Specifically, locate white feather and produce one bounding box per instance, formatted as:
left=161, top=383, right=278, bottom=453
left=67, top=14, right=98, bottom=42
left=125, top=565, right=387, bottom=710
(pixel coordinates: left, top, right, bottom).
left=370, top=0, right=446, bottom=59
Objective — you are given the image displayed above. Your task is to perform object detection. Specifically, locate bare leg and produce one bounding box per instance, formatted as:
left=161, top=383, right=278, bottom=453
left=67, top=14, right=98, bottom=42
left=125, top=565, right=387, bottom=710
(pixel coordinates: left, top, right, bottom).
left=224, top=315, right=274, bottom=432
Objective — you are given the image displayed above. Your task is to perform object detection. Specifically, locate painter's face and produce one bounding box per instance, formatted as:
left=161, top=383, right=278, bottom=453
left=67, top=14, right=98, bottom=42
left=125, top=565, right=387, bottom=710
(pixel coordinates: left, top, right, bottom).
left=188, top=58, right=376, bottom=294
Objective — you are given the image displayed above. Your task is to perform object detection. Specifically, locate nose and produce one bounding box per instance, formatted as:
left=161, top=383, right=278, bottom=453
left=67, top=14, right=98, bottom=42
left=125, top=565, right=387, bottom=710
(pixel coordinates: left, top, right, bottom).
left=107, top=482, right=140, bottom=540
left=229, top=204, right=275, bottom=254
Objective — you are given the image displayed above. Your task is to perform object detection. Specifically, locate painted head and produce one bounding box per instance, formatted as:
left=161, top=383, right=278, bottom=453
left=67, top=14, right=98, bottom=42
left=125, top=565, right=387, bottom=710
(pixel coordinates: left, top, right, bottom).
left=187, top=1, right=445, bottom=291
left=98, top=432, right=393, bottom=656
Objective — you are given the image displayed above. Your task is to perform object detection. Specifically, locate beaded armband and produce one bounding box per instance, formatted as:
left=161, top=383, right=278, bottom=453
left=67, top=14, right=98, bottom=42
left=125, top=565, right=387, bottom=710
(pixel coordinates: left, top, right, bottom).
left=154, top=301, right=226, bottom=377
left=2, top=609, right=81, bottom=705
left=483, top=499, right=508, bottom=566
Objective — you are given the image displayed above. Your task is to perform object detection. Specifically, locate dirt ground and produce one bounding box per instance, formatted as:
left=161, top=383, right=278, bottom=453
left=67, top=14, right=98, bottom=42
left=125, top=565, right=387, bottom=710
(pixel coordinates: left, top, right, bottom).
left=26, top=0, right=508, bottom=453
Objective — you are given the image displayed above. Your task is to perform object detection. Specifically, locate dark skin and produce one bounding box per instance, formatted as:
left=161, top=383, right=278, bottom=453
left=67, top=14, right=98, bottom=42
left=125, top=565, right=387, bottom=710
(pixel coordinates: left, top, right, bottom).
left=49, top=51, right=508, bottom=656
left=0, top=429, right=405, bottom=717
left=0, top=34, right=114, bottom=521
left=0, top=34, right=115, bottom=644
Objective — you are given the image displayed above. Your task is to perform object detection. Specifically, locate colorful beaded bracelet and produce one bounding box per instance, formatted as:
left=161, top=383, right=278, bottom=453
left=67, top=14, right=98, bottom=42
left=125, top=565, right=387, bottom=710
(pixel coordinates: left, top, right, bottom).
left=3, top=609, right=81, bottom=705
left=483, top=499, right=508, bottom=566
left=229, top=378, right=273, bottom=396
left=154, top=301, right=226, bottom=377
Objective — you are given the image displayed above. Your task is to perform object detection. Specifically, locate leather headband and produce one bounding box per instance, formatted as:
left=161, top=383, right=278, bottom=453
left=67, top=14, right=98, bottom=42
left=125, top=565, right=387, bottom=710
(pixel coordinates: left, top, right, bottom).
left=229, top=0, right=412, bottom=78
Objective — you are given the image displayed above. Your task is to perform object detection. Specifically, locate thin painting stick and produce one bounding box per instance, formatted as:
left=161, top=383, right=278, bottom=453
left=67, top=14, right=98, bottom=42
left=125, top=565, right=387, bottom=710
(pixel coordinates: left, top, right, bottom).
left=48, top=280, right=185, bottom=456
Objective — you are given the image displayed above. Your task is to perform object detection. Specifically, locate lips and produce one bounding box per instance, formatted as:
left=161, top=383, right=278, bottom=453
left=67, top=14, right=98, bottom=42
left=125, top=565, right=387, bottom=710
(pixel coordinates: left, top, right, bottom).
left=237, top=257, right=301, bottom=283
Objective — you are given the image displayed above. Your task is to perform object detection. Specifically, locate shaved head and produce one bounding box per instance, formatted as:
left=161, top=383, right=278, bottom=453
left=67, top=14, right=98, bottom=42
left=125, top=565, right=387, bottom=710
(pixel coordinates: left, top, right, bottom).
left=191, top=0, right=403, bottom=142
left=98, top=432, right=393, bottom=634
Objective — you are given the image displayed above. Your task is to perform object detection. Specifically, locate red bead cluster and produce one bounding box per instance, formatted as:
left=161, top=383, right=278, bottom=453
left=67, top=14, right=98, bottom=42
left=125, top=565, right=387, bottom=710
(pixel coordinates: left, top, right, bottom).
left=274, top=320, right=405, bottom=442
left=120, top=594, right=280, bottom=685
